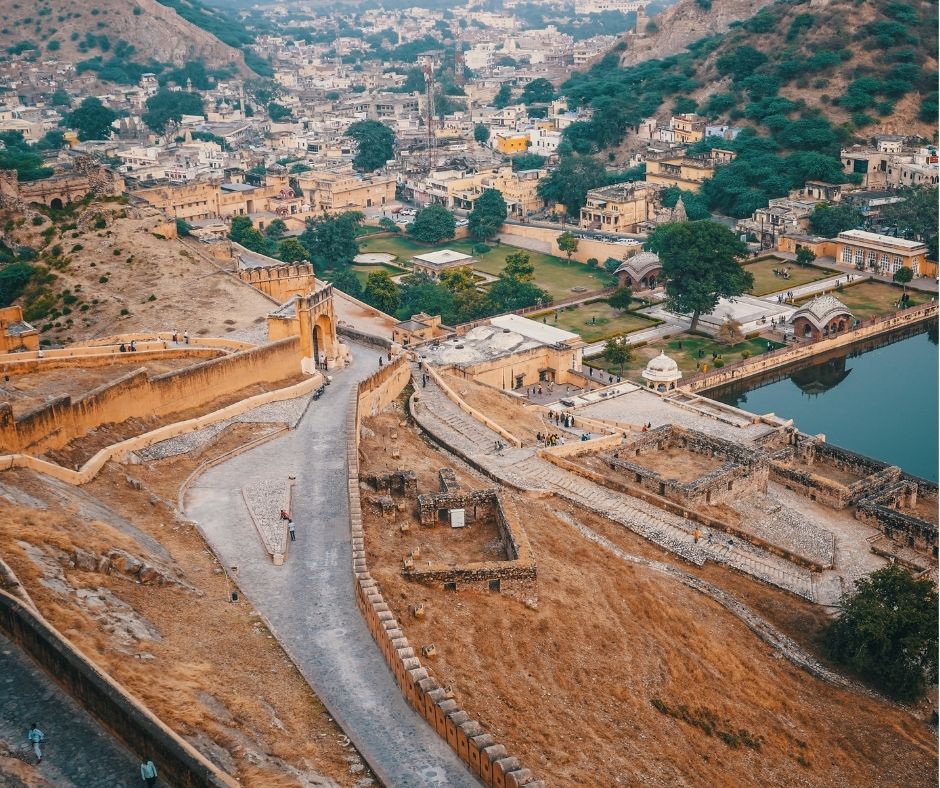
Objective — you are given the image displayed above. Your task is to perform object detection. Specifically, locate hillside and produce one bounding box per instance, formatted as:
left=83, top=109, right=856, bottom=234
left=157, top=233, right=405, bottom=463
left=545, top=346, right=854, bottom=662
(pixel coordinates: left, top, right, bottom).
left=620, top=0, right=778, bottom=67
left=0, top=0, right=249, bottom=77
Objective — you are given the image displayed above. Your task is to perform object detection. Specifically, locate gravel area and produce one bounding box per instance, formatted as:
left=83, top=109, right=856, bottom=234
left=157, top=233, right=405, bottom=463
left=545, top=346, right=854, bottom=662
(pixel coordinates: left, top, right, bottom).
left=732, top=494, right=836, bottom=567
left=243, top=478, right=291, bottom=557
left=136, top=394, right=311, bottom=461
left=223, top=324, right=269, bottom=345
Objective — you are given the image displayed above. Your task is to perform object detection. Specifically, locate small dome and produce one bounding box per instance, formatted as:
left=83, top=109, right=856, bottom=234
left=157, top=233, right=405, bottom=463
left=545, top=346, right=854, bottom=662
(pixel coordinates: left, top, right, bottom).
left=642, top=351, right=682, bottom=385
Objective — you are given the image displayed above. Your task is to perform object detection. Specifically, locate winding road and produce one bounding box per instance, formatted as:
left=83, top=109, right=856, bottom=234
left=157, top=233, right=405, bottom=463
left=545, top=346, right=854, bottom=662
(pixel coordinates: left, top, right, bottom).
left=184, top=342, right=477, bottom=787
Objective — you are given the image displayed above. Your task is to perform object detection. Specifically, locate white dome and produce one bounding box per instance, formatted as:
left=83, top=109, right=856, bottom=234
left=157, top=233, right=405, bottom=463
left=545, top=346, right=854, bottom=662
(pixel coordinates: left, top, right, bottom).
left=642, top=351, right=682, bottom=384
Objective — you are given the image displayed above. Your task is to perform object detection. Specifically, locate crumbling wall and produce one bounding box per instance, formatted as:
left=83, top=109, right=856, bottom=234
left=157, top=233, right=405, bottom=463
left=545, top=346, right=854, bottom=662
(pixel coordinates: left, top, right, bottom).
left=855, top=477, right=938, bottom=556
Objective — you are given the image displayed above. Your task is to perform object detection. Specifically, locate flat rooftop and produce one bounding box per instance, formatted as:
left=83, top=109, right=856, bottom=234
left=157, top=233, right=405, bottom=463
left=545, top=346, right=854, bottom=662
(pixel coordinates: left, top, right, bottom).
left=412, top=249, right=474, bottom=266
left=837, top=229, right=925, bottom=249
left=490, top=314, right=579, bottom=345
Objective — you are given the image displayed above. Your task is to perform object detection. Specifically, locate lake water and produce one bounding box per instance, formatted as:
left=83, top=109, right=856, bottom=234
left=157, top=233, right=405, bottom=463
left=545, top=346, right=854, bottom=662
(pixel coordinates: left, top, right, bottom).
left=707, top=325, right=939, bottom=482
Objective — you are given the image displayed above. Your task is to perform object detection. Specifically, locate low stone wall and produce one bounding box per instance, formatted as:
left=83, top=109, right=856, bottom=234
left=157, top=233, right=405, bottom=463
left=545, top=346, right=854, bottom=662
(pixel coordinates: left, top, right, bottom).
left=0, top=590, right=236, bottom=788
left=0, top=337, right=303, bottom=454
left=855, top=477, right=938, bottom=556
left=680, top=302, right=937, bottom=393
left=0, top=347, right=224, bottom=377
left=358, top=355, right=411, bottom=419
left=348, top=368, right=542, bottom=787
left=0, top=374, right=322, bottom=486
left=424, top=365, right=522, bottom=448
left=338, top=325, right=392, bottom=349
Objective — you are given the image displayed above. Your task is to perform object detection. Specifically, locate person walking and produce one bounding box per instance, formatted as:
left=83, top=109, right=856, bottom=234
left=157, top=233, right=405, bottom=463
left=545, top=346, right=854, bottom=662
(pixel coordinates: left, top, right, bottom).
left=288, top=521, right=296, bottom=542
left=27, top=723, right=44, bottom=764
left=140, top=758, right=158, bottom=787
left=183, top=331, right=190, bottom=345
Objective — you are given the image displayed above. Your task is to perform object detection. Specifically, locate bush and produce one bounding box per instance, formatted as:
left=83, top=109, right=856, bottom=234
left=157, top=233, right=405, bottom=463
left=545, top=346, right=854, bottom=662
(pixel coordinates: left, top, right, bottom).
left=587, top=257, right=599, bottom=267
left=473, top=243, right=491, bottom=254
left=713, top=358, right=725, bottom=368
left=119, top=308, right=129, bottom=316
left=31, top=215, right=44, bottom=226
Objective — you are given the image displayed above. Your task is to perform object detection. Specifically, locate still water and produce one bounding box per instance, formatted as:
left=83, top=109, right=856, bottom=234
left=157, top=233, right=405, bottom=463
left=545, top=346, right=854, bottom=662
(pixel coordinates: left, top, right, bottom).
left=707, top=326, right=939, bottom=482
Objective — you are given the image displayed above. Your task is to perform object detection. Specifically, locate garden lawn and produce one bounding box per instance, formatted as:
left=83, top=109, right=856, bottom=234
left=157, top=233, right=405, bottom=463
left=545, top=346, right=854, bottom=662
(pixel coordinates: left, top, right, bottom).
left=347, top=263, right=403, bottom=285
left=585, top=333, right=780, bottom=380
left=357, top=235, right=614, bottom=300
left=531, top=301, right=660, bottom=343
left=745, top=258, right=832, bottom=296
left=797, top=280, right=930, bottom=321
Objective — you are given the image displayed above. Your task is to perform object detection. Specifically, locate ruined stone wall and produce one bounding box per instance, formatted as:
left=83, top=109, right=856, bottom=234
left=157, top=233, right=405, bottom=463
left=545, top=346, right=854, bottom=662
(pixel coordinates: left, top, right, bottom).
left=346, top=379, right=542, bottom=787
left=417, top=488, right=501, bottom=526
left=1, top=338, right=302, bottom=454
left=855, top=478, right=938, bottom=556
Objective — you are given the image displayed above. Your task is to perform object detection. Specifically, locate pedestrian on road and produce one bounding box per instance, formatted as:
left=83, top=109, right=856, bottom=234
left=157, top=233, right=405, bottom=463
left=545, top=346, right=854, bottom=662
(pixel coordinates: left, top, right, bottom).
left=27, top=723, right=43, bottom=763
left=288, top=521, right=296, bottom=542
left=183, top=331, right=190, bottom=345
left=378, top=356, right=383, bottom=366
left=140, top=758, right=158, bottom=787
left=280, top=509, right=290, bottom=521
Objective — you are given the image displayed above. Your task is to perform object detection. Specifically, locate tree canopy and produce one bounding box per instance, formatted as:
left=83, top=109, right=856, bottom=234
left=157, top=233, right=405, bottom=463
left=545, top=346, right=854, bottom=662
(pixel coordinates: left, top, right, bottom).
left=824, top=565, right=937, bottom=701
left=879, top=185, right=939, bottom=260
left=493, top=83, right=512, bottom=109
left=468, top=188, right=507, bottom=242
left=537, top=155, right=607, bottom=216
left=346, top=120, right=395, bottom=172
left=646, top=221, right=752, bottom=331
left=0, top=132, right=53, bottom=181
left=809, top=203, right=863, bottom=238
left=299, top=211, right=364, bottom=269
left=363, top=270, right=400, bottom=314
left=64, top=97, right=117, bottom=141
left=142, top=90, right=204, bottom=135
left=473, top=123, right=490, bottom=144
left=408, top=204, right=455, bottom=243
left=556, top=231, right=579, bottom=262
left=521, top=77, right=555, bottom=105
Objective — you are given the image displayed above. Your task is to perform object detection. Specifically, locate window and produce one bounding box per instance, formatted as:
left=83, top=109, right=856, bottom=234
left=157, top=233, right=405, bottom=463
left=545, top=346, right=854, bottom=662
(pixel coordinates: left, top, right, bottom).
left=893, top=255, right=902, bottom=267
left=880, top=253, right=890, bottom=268
left=854, top=249, right=864, bottom=265
left=842, top=247, right=853, bottom=263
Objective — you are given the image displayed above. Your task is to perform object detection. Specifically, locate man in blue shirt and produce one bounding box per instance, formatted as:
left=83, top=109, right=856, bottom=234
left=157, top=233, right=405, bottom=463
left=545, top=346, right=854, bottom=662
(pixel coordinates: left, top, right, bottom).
left=27, top=723, right=43, bottom=763
left=140, top=758, right=158, bottom=786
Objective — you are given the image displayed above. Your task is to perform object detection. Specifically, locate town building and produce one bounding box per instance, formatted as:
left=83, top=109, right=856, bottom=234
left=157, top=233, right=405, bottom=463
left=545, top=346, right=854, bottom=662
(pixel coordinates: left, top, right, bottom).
left=645, top=150, right=732, bottom=193
left=789, top=295, right=854, bottom=340
left=736, top=198, right=817, bottom=249
left=0, top=306, right=39, bottom=353
left=296, top=168, right=396, bottom=213
left=836, top=230, right=927, bottom=275
left=579, top=181, right=660, bottom=234
left=493, top=131, right=530, bottom=155
left=392, top=313, right=451, bottom=346
left=411, top=249, right=476, bottom=279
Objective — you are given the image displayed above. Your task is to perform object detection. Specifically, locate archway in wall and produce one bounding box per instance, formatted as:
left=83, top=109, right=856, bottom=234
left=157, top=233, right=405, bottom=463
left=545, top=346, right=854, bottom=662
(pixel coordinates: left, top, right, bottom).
left=313, top=313, right=336, bottom=367
left=50, top=197, right=63, bottom=210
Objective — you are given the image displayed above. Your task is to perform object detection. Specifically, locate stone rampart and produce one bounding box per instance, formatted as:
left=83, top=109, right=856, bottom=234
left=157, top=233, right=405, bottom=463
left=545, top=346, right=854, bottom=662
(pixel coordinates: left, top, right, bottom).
left=0, top=590, right=236, bottom=787
left=0, top=337, right=302, bottom=454
left=0, top=347, right=223, bottom=377
left=348, top=368, right=542, bottom=787
left=357, top=355, right=411, bottom=419
left=855, top=476, right=938, bottom=557
left=237, top=262, right=315, bottom=302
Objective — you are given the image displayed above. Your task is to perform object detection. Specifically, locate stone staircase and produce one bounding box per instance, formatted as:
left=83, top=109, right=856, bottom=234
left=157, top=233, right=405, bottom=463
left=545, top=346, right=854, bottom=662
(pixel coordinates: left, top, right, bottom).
left=411, top=368, right=820, bottom=602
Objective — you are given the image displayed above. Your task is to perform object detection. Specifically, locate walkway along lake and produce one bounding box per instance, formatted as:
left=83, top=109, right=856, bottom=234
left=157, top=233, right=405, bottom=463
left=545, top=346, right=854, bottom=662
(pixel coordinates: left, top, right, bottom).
left=706, top=323, right=939, bottom=482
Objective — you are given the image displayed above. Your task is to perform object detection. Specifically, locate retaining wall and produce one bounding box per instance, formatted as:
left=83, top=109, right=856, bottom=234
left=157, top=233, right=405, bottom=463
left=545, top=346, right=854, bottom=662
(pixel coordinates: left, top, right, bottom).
left=1, top=338, right=303, bottom=454
left=348, top=364, right=542, bottom=788
left=0, top=590, right=237, bottom=788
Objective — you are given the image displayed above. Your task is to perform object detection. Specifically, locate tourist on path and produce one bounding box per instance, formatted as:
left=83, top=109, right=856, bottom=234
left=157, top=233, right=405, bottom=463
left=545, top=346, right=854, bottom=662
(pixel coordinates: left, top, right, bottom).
left=140, top=758, right=158, bottom=787
left=378, top=356, right=383, bottom=366
left=27, top=723, right=44, bottom=763
left=183, top=331, right=189, bottom=344
left=288, top=521, right=296, bottom=542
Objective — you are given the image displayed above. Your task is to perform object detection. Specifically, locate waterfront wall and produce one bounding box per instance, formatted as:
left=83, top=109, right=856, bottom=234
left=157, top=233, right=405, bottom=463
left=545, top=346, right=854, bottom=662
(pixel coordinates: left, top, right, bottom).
left=680, top=302, right=937, bottom=393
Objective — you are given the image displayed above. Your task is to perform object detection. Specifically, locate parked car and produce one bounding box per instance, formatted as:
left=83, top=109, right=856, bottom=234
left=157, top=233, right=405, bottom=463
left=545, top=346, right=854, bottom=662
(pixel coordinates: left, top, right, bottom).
left=455, top=219, right=469, bottom=227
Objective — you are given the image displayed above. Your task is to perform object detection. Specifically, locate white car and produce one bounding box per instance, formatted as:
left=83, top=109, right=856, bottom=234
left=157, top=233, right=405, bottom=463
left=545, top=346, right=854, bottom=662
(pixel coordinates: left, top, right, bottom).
left=455, top=219, right=469, bottom=227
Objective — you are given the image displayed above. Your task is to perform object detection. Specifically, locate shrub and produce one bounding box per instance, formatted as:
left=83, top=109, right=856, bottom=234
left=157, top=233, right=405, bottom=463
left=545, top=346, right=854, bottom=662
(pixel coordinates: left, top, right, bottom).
left=119, top=308, right=129, bottom=316
left=474, top=243, right=491, bottom=254
left=98, top=275, right=108, bottom=283
left=31, top=215, right=44, bottom=226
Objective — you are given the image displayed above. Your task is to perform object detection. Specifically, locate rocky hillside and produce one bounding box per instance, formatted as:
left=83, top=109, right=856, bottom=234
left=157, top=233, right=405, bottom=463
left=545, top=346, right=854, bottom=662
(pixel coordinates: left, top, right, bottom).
left=619, top=0, right=778, bottom=67
left=0, top=0, right=248, bottom=74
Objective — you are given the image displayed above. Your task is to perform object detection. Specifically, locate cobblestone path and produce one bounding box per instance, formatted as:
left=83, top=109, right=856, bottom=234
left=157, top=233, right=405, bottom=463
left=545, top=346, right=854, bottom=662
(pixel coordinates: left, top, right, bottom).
left=185, top=346, right=476, bottom=788
left=0, top=632, right=137, bottom=786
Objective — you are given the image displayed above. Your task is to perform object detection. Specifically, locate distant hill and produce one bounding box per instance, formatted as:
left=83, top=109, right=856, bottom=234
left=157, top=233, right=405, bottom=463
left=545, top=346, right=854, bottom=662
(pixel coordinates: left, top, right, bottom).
left=0, top=0, right=251, bottom=80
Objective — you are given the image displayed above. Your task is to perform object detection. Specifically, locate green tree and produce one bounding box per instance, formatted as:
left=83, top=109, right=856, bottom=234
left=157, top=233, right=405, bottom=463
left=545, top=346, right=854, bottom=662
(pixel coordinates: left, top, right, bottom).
left=363, top=270, right=400, bottom=314
left=228, top=215, right=255, bottom=245
left=346, top=120, right=395, bottom=172
left=501, top=250, right=535, bottom=282
left=0, top=262, right=36, bottom=307
left=267, top=101, right=292, bottom=121
left=603, top=337, right=630, bottom=375
left=511, top=153, right=546, bottom=171
left=824, top=565, right=937, bottom=701
left=809, top=203, right=863, bottom=238
left=396, top=271, right=455, bottom=322
left=556, top=231, right=578, bottom=263
left=521, top=77, right=554, bottom=105
left=892, top=266, right=914, bottom=292
left=537, top=155, right=607, bottom=216
left=608, top=287, right=632, bottom=312
left=378, top=217, right=399, bottom=233
left=265, top=218, right=287, bottom=239
left=493, top=83, right=512, bottom=109
left=64, top=97, right=117, bottom=141
left=331, top=269, right=363, bottom=299
left=175, top=218, right=192, bottom=237
left=646, top=221, right=751, bottom=331
left=603, top=257, right=622, bottom=274
left=408, top=204, right=455, bottom=243
left=473, top=123, right=490, bottom=144
left=0, top=132, right=53, bottom=181
left=299, top=211, right=363, bottom=269
left=277, top=237, right=310, bottom=262
left=439, top=268, right=489, bottom=322
left=50, top=89, right=71, bottom=107
left=795, top=247, right=817, bottom=267
left=880, top=186, right=939, bottom=261
left=142, top=89, right=204, bottom=135
left=468, top=188, right=507, bottom=242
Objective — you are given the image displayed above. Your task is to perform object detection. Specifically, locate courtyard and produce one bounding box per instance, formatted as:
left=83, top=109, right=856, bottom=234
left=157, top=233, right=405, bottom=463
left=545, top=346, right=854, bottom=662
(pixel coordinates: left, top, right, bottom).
left=744, top=257, right=833, bottom=297
left=530, top=299, right=661, bottom=342
left=358, top=234, right=614, bottom=300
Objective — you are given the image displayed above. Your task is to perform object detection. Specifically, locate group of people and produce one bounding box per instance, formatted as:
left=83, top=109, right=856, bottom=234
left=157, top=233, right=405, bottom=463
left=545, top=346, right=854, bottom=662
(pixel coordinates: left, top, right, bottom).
left=280, top=509, right=297, bottom=542
left=537, top=432, right=565, bottom=446
left=118, top=341, right=138, bottom=353
left=26, top=723, right=159, bottom=786
left=171, top=330, right=189, bottom=344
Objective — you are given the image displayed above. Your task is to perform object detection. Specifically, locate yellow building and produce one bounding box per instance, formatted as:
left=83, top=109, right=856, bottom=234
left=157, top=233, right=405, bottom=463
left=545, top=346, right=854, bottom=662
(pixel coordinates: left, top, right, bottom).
left=670, top=114, right=706, bottom=144
left=0, top=306, right=39, bottom=353
left=580, top=182, right=659, bottom=233
left=131, top=175, right=303, bottom=222
left=392, top=313, right=451, bottom=346
left=493, top=132, right=530, bottom=155
left=296, top=169, right=396, bottom=214
left=645, top=153, right=728, bottom=193
left=451, top=167, right=548, bottom=217
left=836, top=230, right=927, bottom=276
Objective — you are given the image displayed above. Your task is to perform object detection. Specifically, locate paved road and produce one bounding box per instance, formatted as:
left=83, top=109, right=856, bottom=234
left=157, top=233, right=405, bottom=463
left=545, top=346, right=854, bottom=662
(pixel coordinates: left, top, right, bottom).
left=185, top=344, right=477, bottom=788
left=0, top=632, right=137, bottom=786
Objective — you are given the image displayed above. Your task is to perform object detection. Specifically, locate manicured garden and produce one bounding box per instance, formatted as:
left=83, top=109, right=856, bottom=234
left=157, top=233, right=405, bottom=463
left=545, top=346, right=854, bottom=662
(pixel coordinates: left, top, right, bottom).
left=585, top=333, right=781, bottom=379
left=347, top=262, right=404, bottom=285
left=797, top=280, right=931, bottom=322
left=744, top=257, right=832, bottom=296
left=531, top=301, right=660, bottom=343
left=357, top=234, right=614, bottom=300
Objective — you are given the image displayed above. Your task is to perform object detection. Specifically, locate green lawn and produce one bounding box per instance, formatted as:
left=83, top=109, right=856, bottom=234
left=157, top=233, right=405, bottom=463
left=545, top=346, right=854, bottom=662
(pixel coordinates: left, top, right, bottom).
left=347, top=263, right=403, bottom=285
left=530, top=301, right=660, bottom=343
left=745, top=258, right=832, bottom=296
left=357, top=235, right=614, bottom=300
left=585, top=333, right=781, bottom=379
left=796, top=280, right=930, bottom=321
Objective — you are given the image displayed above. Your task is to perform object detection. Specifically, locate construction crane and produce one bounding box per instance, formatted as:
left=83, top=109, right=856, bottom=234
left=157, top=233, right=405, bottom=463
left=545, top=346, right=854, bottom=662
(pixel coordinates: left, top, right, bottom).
left=424, top=61, right=436, bottom=172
